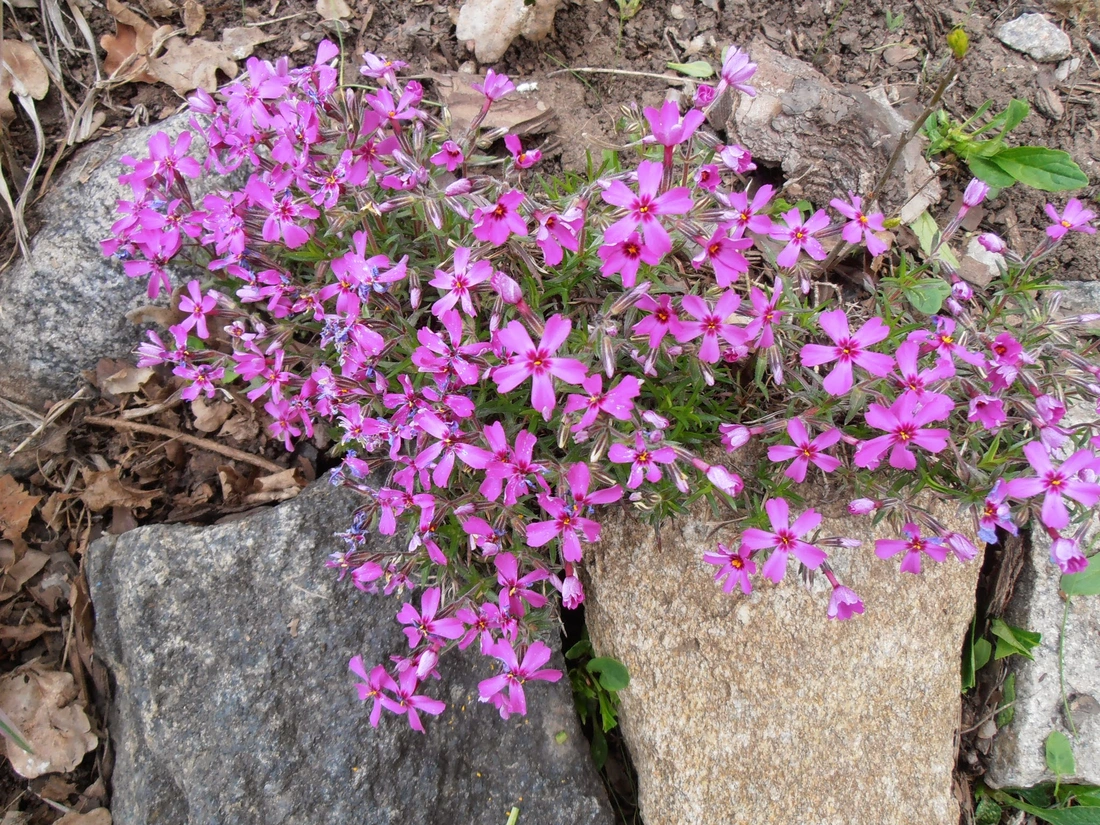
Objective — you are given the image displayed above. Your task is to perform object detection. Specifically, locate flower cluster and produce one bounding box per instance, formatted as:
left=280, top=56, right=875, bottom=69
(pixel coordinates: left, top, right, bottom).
left=105, top=42, right=1100, bottom=732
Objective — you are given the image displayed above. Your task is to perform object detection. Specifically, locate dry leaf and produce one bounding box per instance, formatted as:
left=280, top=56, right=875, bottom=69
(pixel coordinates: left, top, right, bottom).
left=191, top=395, right=232, bottom=433
left=182, top=0, right=206, bottom=35
left=316, top=0, right=351, bottom=20
left=79, top=468, right=160, bottom=512
left=0, top=476, right=41, bottom=542
left=428, top=70, right=554, bottom=138
left=101, top=0, right=163, bottom=82
left=220, top=27, right=275, bottom=61
left=37, top=774, right=77, bottom=801
left=55, top=811, right=112, bottom=825
left=140, top=0, right=179, bottom=17
left=0, top=623, right=55, bottom=645
left=0, top=666, right=97, bottom=779
left=40, top=492, right=76, bottom=533
left=100, top=366, right=155, bottom=396
left=219, top=415, right=260, bottom=443
left=1, top=551, right=51, bottom=601
left=146, top=28, right=272, bottom=94
left=0, top=40, right=49, bottom=122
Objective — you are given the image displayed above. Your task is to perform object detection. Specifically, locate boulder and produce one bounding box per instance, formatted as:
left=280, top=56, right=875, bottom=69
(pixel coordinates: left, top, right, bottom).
left=88, top=482, right=612, bottom=825
left=585, top=493, right=980, bottom=825
left=728, top=40, right=941, bottom=224
left=987, top=520, right=1100, bottom=788
left=995, top=14, right=1073, bottom=63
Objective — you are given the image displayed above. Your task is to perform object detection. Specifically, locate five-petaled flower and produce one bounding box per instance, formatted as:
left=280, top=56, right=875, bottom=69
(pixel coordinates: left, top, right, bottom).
left=478, top=640, right=562, bottom=719
left=601, top=160, right=693, bottom=258
left=608, top=432, right=677, bottom=489
left=875, top=523, right=947, bottom=575
left=493, top=315, right=588, bottom=420
left=1002, top=441, right=1100, bottom=530
left=767, top=419, right=842, bottom=483
left=830, top=192, right=889, bottom=256
left=741, top=497, right=827, bottom=583
left=1045, top=198, right=1096, bottom=240
left=771, top=208, right=830, bottom=268
left=703, top=542, right=756, bottom=594
left=800, top=309, right=894, bottom=395
left=853, top=393, right=952, bottom=471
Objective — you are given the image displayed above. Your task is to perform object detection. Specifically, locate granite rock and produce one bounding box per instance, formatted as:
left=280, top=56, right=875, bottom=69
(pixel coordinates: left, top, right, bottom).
left=728, top=40, right=940, bottom=224
left=88, top=482, right=612, bottom=825
left=1049, top=280, right=1100, bottom=333
left=585, top=492, right=981, bottom=825
left=988, top=520, right=1100, bottom=787
left=995, top=14, right=1073, bottom=63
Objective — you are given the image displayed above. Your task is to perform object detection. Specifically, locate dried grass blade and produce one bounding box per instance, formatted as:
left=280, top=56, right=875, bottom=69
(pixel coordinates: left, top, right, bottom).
left=65, top=0, right=100, bottom=82
left=40, top=0, right=76, bottom=52
left=0, top=155, right=30, bottom=262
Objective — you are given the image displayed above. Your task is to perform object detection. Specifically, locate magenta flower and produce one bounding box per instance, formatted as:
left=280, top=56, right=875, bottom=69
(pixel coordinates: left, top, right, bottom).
left=632, top=293, right=680, bottom=349
left=456, top=602, right=503, bottom=654
left=691, top=226, right=752, bottom=287
left=958, top=179, right=989, bottom=218
left=827, top=585, right=864, bottom=620
left=472, top=68, right=514, bottom=102
left=349, top=656, right=398, bottom=727
left=526, top=493, right=601, bottom=562
left=643, top=99, right=705, bottom=147
left=135, top=130, right=201, bottom=185
left=563, top=374, right=641, bottom=430
left=853, top=393, right=952, bottom=471
left=601, top=160, right=693, bottom=257
left=720, top=184, right=774, bottom=235
left=968, top=395, right=1006, bottom=430
left=1002, top=441, right=1100, bottom=530
left=413, top=411, right=493, bottom=488
left=830, top=192, right=888, bottom=256
left=695, top=164, right=721, bottom=192
left=564, top=461, right=623, bottom=510
left=800, top=309, right=894, bottom=395
left=495, top=552, right=550, bottom=616
left=381, top=668, right=446, bottom=732
left=1050, top=532, right=1088, bottom=575
left=534, top=208, right=582, bottom=266
left=978, top=480, right=1016, bottom=544
left=694, top=83, right=716, bottom=109
left=597, top=231, right=662, bottom=288
left=176, top=280, right=219, bottom=339
left=396, top=587, right=466, bottom=649
left=674, top=290, right=746, bottom=363
left=875, top=523, right=947, bottom=575
left=472, top=190, right=527, bottom=246
left=744, top=278, right=783, bottom=349
left=767, top=419, right=842, bottom=483
left=720, top=423, right=751, bottom=452
left=608, top=432, right=676, bottom=489
left=771, top=208, right=830, bottom=268
left=717, top=144, right=755, bottom=174
left=742, top=497, right=826, bottom=583
left=478, top=639, right=561, bottom=719
left=493, top=315, right=587, bottom=419
left=703, top=542, right=756, bottom=594
left=429, top=140, right=464, bottom=171
left=429, top=246, right=493, bottom=317
left=1044, top=198, right=1095, bottom=240
left=893, top=339, right=953, bottom=407
left=505, top=133, right=541, bottom=168
left=717, top=46, right=757, bottom=96
left=560, top=575, right=585, bottom=609
left=978, top=233, right=1007, bottom=254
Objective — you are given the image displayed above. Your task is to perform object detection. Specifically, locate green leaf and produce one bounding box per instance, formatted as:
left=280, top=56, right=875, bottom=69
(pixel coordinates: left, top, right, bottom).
left=587, top=657, right=631, bottom=692
left=907, top=210, right=960, bottom=268
left=1046, top=730, right=1077, bottom=776
left=991, top=618, right=1042, bottom=661
left=967, top=155, right=1018, bottom=189
left=974, top=796, right=1002, bottom=825
left=997, top=673, right=1016, bottom=727
left=1062, top=556, right=1100, bottom=597
left=903, top=278, right=952, bottom=315
left=565, top=639, right=593, bottom=660
left=1067, top=786, right=1100, bottom=806
left=990, top=147, right=1090, bottom=192
left=554, top=730, right=568, bottom=745
left=590, top=725, right=608, bottom=770
left=666, top=60, right=714, bottom=78
left=991, top=789, right=1099, bottom=825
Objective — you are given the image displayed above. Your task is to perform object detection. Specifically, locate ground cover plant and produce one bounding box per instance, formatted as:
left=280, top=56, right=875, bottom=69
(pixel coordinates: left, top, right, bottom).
left=101, top=36, right=1100, bottom=739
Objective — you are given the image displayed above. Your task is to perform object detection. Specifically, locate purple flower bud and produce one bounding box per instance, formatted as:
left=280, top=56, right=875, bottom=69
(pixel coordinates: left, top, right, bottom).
left=706, top=465, right=744, bottom=496
left=847, top=498, right=881, bottom=515
left=827, top=585, right=864, bottom=620
left=962, top=179, right=990, bottom=208
left=642, top=410, right=670, bottom=430
left=444, top=178, right=473, bottom=197
left=1051, top=535, right=1088, bottom=574
left=951, top=279, right=973, bottom=302
left=717, top=144, right=755, bottom=174
left=944, top=532, right=980, bottom=562
left=694, top=83, right=717, bottom=109
left=977, top=232, right=1006, bottom=254
left=719, top=423, right=750, bottom=452
left=489, top=271, right=523, bottom=305
left=561, top=575, right=585, bottom=609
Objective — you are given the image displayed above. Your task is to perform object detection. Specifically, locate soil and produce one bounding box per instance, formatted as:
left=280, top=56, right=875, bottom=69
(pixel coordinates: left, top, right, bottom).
left=0, top=0, right=1098, bottom=822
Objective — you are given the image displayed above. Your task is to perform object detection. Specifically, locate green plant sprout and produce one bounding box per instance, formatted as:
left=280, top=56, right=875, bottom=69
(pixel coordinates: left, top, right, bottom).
left=884, top=8, right=905, bottom=32
left=565, top=632, right=630, bottom=770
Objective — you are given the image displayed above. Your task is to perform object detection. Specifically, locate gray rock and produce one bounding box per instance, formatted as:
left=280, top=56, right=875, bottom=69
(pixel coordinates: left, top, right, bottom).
left=88, top=482, right=612, bottom=825
left=0, top=115, right=211, bottom=460
left=1049, top=281, right=1100, bottom=332
left=988, top=521, right=1100, bottom=788
left=727, top=39, right=941, bottom=224
left=995, top=14, right=1073, bottom=63
left=585, top=491, right=981, bottom=825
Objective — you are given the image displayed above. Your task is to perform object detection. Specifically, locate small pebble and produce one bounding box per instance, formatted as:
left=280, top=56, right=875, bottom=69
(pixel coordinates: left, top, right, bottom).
left=1054, top=57, right=1080, bottom=83
left=995, top=13, right=1072, bottom=63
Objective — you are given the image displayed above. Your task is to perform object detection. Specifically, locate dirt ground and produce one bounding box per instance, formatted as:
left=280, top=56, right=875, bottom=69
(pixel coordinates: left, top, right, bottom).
left=0, top=0, right=1097, bottom=821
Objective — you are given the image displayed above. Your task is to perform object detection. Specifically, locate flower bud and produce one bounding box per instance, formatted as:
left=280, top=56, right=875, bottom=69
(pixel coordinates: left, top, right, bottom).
left=847, top=498, right=881, bottom=515
left=444, top=178, right=473, bottom=197
left=951, top=279, right=973, bottom=302
left=719, top=423, right=750, bottom=452
left=561, top=575, right=585, bottom=609
left=962, top=178, right=989, bottom=209
left=490, top=271, right=524, bottom=305
left=706, top=465, right=743, bottom=496
left=642, top=410, right=669, bottom=430
left=694, top=83, right=717, bottom=109
left=977, top=232, right=1006, bottom=254
left=947, top=27, right=969, bottom=60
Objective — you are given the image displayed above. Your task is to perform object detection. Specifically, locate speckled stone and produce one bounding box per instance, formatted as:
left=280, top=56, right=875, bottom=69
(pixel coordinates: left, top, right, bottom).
left=995, top=14, right=1073, bottom=63
left=585, top=492, right=981, bottom=825
left=89, top=482, right=613, bottom=825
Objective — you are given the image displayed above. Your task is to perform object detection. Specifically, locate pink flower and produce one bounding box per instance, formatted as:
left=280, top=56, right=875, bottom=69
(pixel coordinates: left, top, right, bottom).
left=632, top=293, right=680, bottom=349
left=472, top=68, right=515, bottom=102
left=608, top=432, right=676, bottom=489
left=893, top=339, right=953, bottom=406
left=705, top=464, right=744, bottom=496
left=959, top=179, right=989, bottom=217
left=560, top=575, right=585, bottom=609
left=135, top=130, right=201, bottom=185
left=1045, top=198, right=1096, bottom=240
left=978, top=232, right=1006, bottom=254
left=601, top=160, right=693, bottom=257
left=720, top=184, right=773, bottom=235
left=830, top=192, right=888, bottom=255
left=717, top=144, right=755, bottom=174
left=800, top=309, right=894, bottom=395
left=719, top=423, right=751, bottom=452
left=875, top=523, right=947, bottom=575
left=429, top=246, right=493, bottom=316
left=1002, top=441, right=1100, bottom=530
left=848, top=498, right=881, bottom=515
left=827, top=585, right=864, bottom=620
left=674, top=290, right=746, bottom=363
left=1050, top=532, right=1088, bottom=574
left=505, top=133, right=541, bottom=168
left=703, top=542, right=756, bottom=594
left=771, top=208, right=830, bottom=268
left=534, top=208, right=582, bottom=266
left=526, top=494, right=602, bottom=562
left=978, top=480, right=1016, bottom=544
left=493, top=315, right=588, bottom=419
left=643, top=99, right=705, bottom=147
left=396, top=587, right=465, bottom=648
left=742, top=497, right=826, bottom=583
left=691, top=226, right=752, bottom=286
left=478, top=640, right=561, bottom=719
left=694, top=164, right=722, bottom=192
left=495, top=552, right=550, bottom=616
left=429, top=140, right=464, bottom=171
left=349, top=656, right=397, bottom=727
left=176, top=280, right=219, bottom=339
left=381, top=668, right=446, bottom=732
left=968, top=395, right=1006, bottom=430
left=597, top=232, right=661, bottom=287
left=472, top=190, right=527, bottom=246
left=694, top=83, right=716, bottom=109
left=718, top=46, right=757, bottom=96
left=564, top=461, right=623, bottom=509
left=854, top=393, right=952, bottom=471
left=563, top=374, right=642, bottom=430
left=767, top=419, right=842, bottom=483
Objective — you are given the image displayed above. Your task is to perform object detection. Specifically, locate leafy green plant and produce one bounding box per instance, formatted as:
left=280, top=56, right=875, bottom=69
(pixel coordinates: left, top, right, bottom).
left=977, top=780, right=1100, bottom=825
left=923, top=99, right=1089, bottom=192
left=884, top=8, right=905, bottom=32
left=961, top=617, right=1039, bottom=692
left=565, top=633, right=630, bottom=769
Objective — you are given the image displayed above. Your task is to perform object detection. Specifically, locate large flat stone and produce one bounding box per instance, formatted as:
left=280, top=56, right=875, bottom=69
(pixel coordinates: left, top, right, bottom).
left=988, top=520, right=1100, bottom=788
left=88, top=482, right=612, bottom=825
left=585, top=493, right=980, bottom=825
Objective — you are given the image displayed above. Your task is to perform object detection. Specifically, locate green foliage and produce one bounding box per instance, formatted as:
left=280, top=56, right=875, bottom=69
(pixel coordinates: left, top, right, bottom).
left=997, top=673, right=1017, bottom=728
left=1047, top=731, right=1077, bottom=777
left=884, top=8, right=904, bottom=32
left=565, top=634, right=630, bottom=770
left=991, top=618, right=1042, bottom=661
left=1062, top=556, right=1100, bottom=597
left=974, top=796, right=1002, bottom=825
left=667, top=61, right=713, bottom=79
left=923, top=99, right=1088, bottom=192
left=962, top=613, right=993, bottom=692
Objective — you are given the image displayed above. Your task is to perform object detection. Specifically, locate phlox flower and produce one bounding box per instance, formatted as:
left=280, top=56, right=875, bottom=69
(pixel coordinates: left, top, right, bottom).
left=703, top=542, right=756, bottom=594
left=412, top=411, right=493, bottom=488
left=691, top=226, right=752, bottom=286
left=563, top=374, right=642, bottom=430
left=767, top=419, right=842, bottom=483
left=1002, top=441, right=1100, bottom=530
left=134, top=130, right=202, bottom=186
left=411, top=309, right=489, bottom=387
left=800, top=309, right=893, bottom=395
left=744, top=278, right=783, bottom=349
left=360, top=51, right=407, bottom=84
left=478, top=640, right=561, bottom=719
left=632, top=293, right=680, bottom=349
left=643, top=99, right=705, bottom=147
left=381, top=668, right=446, bottom=732
left=741, top=497, right=826, bottom=583
left=534, top=208, right=582, bottom=266
left=176, top=280, right=219, bottom=339
left=472, top=68, right=515, bottom=102
left=717, top=144, right=755, bottom=174
left=717, top=46, right=757, bottom=96
left=479, top=427, right=545, bottom=506
left=564, top=461, right=622, bottom=510
left=455, top=602, right=503, bottom=654
left=968, top=395, right=1006, bottom=431
left=244, top=174, right=319, bottom=248
left=853, top=393, right=952, bottom=471
left=695, top=164, right=721, bottom=192
left=472, top=190, right=528, bottom=246
left=601, top=160, right=693, bottom=257
left=958, top=179, right=989, bottom=217
left=349, top=656, right=397, bottom=727
left=720, top=184, right=774, bottom=235
left=827, top=585, right=864, bottom=620
left=597, top=231, right=661, bottom=288
left=396, top=587, right=465, bottom=648
left=985, top=331, right=1032, bottom=391
left=830, top=192, right=888, bottom=256
left=1050, top=532, right=1088, bottom=575
left=875, top=523, right=947, bottom=575
left=429, top=140, right=464, bottom=171
left=893, top=339, right=953, bottom=407
left=674, top=290, right=746, bottom=364
left=526, top=494, right=601, bottom=563
left=492, top=315, right=588, bottom=419
left=559, top=575, right=585, bottom=610
left=265, top=398, right=301, bottom=450
left=978, top=480, right=1018, bottom=544
left=705, top=464, right=744, bottom=496
left=505, top=133, right=541, bottom=168
left=368, top=81, right=424, bottom=123
left=719, top=423, right=751, bottom=452
left=1034, top=394, right=1070, bottom=450
left=176, top=363, right=224, bottom=401
left=608, top=432, right=676, bottom=489
left=1045, top=198, right=1095, bottom=240
left=770, top=208, right=830, bottom=268
left=694, top=83, right=716, bottom=109
left=429, top=246, right=493, bottom=317
left=495, top=552, right=550, bottom=616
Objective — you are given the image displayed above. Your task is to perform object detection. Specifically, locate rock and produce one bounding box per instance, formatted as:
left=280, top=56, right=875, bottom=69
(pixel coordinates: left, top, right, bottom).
left=995, top=14, right=1072, bottom=63
left=1049, top=281, right=1100, bottom=332
left=1034, top=84, right=1065, bottom=121
left=988, top=520, right=1100, bottom=787
left=728, top=40, right=941, bottom=224
left=88, top=482, right=612, bottom=825
left=0, top=115, right=213, bottom=462
left=1055, top=57, right=1081, bottom=83
left=585, top=492, right=980, bottom=825
left=454, top=0, right=561, bottom=63
left=959, top=235, right=1004, bottom=286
